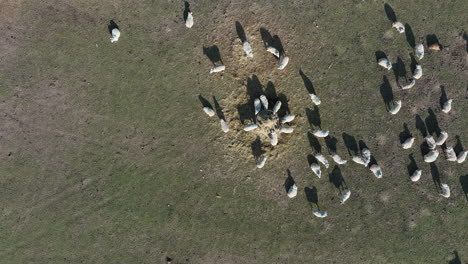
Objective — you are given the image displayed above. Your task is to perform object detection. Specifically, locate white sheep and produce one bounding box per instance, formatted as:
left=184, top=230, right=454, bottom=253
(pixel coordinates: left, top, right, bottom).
left=402, top=137, right=415, bottom=149
left=110, top=28, right=120, bottom=43
left=220, top=119, right=229, bottom=133
left=425, top=136, right=436, bottom=149
left=442, top=99, right=452, bottom=113
left=287, top=184, right=298, bottom=198
left=312, top=209, right=328, bottom=218
left=210, top=65, right=225, bottom=74
left=309, top=94, right=321, bottom=105
left=413, top=65, right=422, bottom=79
left=243, top=41, right=253, bottom=58
left=435, top=131, right=448, bottom=146
left=260, top=95, right=269, bottom=110
left=279, top=126, right=294, bottom=134
left=401, top=80, right=416, bottom=90
left=424, top=149, right=439, bottom=163
left=415, top=44, right=424, bottom=60
left=270, top=130, right=278, bottom=146
left=392, top=21, right=405, bottom=33
left=389, top=100, right=402, bottom=115
left=310, top=163, right=321, bottom=178
left=440, top=183, right=450, bottom=198
left=203, top=107, right=215, bottom=117
left=370, top=164, right=383, bottom=178
left=315, top=153, right=330, bottom=168
left=257, top=156, right=268, bottom=168
left=340, top=189, right=351, bottom=204
left=313, top=129, right=329, bottom=138
left=410, top=170, right=422, bottom=182
left=352, top=155, right=367, bottom=166
left=445, top=147, right=457, bottom=161
left=361, top=148, right=371, bottom=166
left=185, top=12, right=194, bottom=28
left=457, top=150, right=467, bottom=163
left=280, top=114, right=295, bottom=123
left=378, top=58, right=392, bottom=70
left=272, top=101, right=282, bottom=114
left=244, top=124, right=258, bottom=131
left=331, top=153, right=347, bottom=165
left=278, top=56, right=289, bottom=70
left=266, top=46, right=280, bottom=58
left=254, top=98, right=262, bottom=115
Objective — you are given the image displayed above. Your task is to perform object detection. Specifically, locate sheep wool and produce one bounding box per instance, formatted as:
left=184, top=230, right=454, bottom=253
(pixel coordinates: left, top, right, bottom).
left=210, top=65, right=225, bottom=74
left=280, top=114, right=295, bottom=123
left=278, top=56, right=289, bottom=70
left=244, top=124, right=258, bottom=132
left=309, top=94, right=321, bottom=105
left=310, top=163, right=321, bottom=178
left=413, top=65, right=422, bottom=79
left=331, top=153, right=347, bottom=165
left=392, top=21, right=405, bottom=33
left=435, top=131, right=448, bottom=146
left=425, top=136, right=436, bottom=149
left=203, top=107, right=215, bottom=117
left=287, top=184, right=298, bottom=198
left=312, top=209, right=328, bottom=218
left=352, top=155, right=367, bottom=166
left=315, top=153, right=330, bottom=169
left=389, top=100, right=402, bottom=115
left=370, top=164, right=383, bottom=179
left=401, top=80, right=416, bottom=90
left=254, top=98, right=262, bottom=115
left=260, top=95, right=269, bottom=110
left=340, top=189, right=351, bottom=204
left=270, top=130, right=278, bottom=146
left=256, top=156, right=268, bottom=168
left=313, top=130, right=329, bottom=138
left=272, top=101, right=282, bottom=114
left=243, top=41, right=254, bottom=58
left=442, top=99, right=452, bottom=113
left=415, top=44, right=424, bottom=60
left=424, top=149, right=439, bottom=163
left=457, top=150, right=467, bottom=164
left=361, top=148, right=371, bottom=166
left=266, top=46, right=280, bottom=58
left=410, top=170, right=422, bottom=182
left=445, top=147, right=457, bottom=161
left=402, top=137, right=415, bottom=149
left=378, top=58, right=392, bottom=70
left=279, top=126, right=294, bottom=134
left=110, top=28, right=120, bottom=43
left=440, top=183, right=450, bottom=198
left=220, top=119, right=229, bottom=133
left=185, top=12, right=194, bottom=28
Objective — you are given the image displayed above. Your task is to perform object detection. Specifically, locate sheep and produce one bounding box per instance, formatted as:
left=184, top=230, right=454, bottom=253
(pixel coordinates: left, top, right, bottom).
left=254, top=98, right=262, bottom=115
left=270, top=130, right=278, bottom=146
left=410, top=170, right=422, bottom=182
left=210, top=65, right=225, bottom=74
left=428, top=44, right=441, bottom=51
left=244, top=124, right=258, bottom=131
left=457, top=150, right=468, bottom=163
left=220, top=119, right=229, bottom=133
left=361, top=148, right=371, bottom=166
left=315, top=153, right=330, bottom=168
left=260, top=95, right=269, bottom=110
left=287, top=184, right=298, bottom=198
left=378, top=58, right=392, bottom=70
left=425, top=136, right=436, bottom=150
left=272, top=101, right=282, bottom=114
left=310, top=163, right=321, bottom=178
left=312, top=209, right=327, bottom=218
left=401, top=80, right=416, bottom=90
left=203, top=107, right=215, bottom=117
left=424, top=149, right=439, bottom=163
left=340, top=189, right=351, bottom=204
left=331, top=153, right=347, bottom=165
left=389, top=100, right=402, bottom=115
left=442, top=99, right=452, bottom=113
left=185, top=12, right=194, bottom=28
left=257, top=156, right=268, bottom=168
left=280, top=114, right=295, bottom=124
left=243, top=41, right=254, bottom=58
left=313, top=129, right=329, bottom=137
left=413, top=65, right=422, bottom=79
left=352, top=155, right=367, bottom=166
left=392, top=21, right=405, bottom=33
left=370, top=164, right=383, bottom=178
left=402, top=137, right=415, bottom=149
left=110, top=28, right=120, bottom=43
left=415, top=44, right=424, bottom=60
left=266, top=46, right=280, bottom=58
left=279, top=126, right=294, bottom=134
left=440, top=183, right=450, bottom=198
left=435, top=131, right=448, bottom=146
left=278, top=56, right=289, bottom=70
left=309, top=94, right=321, bottom=105
left=445, top=147, right=457, bottom=161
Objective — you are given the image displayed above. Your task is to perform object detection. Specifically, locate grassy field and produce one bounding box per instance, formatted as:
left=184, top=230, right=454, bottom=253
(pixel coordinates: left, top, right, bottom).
left=0, top=0, right=467, bottom=263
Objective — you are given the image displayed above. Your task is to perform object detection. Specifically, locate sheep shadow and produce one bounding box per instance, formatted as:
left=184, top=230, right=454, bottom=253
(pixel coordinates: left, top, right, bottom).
left=380, top=75, right=394, bottom=110
left=329, top=166, right=346, bottom=192
left=305, top=106, right=321, bottom=128
left=405, top=23, right=416, bottom=48
left=375, top=50, right=388, bottom=62
left=251, top=136, right=265, bottom=160
left=183, top=1, right=191, bottom=21
left=399, top=123, right=412, bottom=144
left=410, top=53, right=418, bottom=73
left=237, top=75, right=263, bottom=123
left=304, top=186, right=319, bottom=209
left=342, top=133, right=358, bottom=155
left=108, top=20, right=119, bottom=35
left=439, top=85, right=448, bottom=109
left=415, top=114, right=428, bottom=137
left=284, top=169, right=295, bottom=193
left=392, top=57, right=407, bottom=84
left=430, top=163, right=442, bottom=192
left=265, top=81, right=289, bottom=117
left=407, top=154, right=418, bottom=178
left=307, top=153, right=319, bottom=166
left=325, top=136, right=338, bottom=154
left=307, top=132, right=322, bottom=153
left=260, top=28, right=284, bottom=55
left=198, top=95, right=213, bottom=109
left=384, top=3, right=397, bottom=23
left=235, top=21, right=247, bottom=43
left=448, top=250, right=462, bottom=264
left=203, top=45, right=223, bottom=65
left=212, top=96, right=225, bottom=120
left=460, top=175, right=468, bottom=201
left=454, top=135, right=464, bottom=154
left=425, top=108, right=441, bottom=137
left=299, top=70, right=316, bottom=94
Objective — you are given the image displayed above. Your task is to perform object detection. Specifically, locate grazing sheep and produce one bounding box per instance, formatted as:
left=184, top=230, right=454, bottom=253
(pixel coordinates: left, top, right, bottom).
left=243, top=41, right=254, bottom=57
left=310, top=163, right=321, bottom=178
left=424, top=149, right=439, bottom=163
left=266, top=46, right=280, bottom=58
left=413, top=65, right=422, bottom=79
left=370, top=164, right=383, bottom=178
left=110, top=28, right=120, bottom=43
left=287, top=184, right=298, bottom=198
left=254, top=98, right=262, bottom=115
left=331, top=153, right=348, bottom=165
left=220, top=119, right=229, bottom=133
left=312, top=209, right=328, bottom=218
left=210, top=65, right=225, bottom=73
left=244, top=124, right=258, bottom=131
left=428, top=44, right=441, bottom=51
left=378, top=58, right=392, bottom=70
left=389, top=100, right=402, bottom=115
left=415, top=44, right=424, bottom=60
left=280, top=114, right=295, bottom=123
left=392, top=21, right=405, bottom=33
left=260, top=95, right=269, bottom=110
left=410, top=170, right=422, bottom=182
left=352, top=155, right=367, bottom=166
left=361, top=148, right=371, bottom=166
left=278, top=56, right=289, bottom=70
left=457, top=150, right=468, bottom=163
left=279, top=126, right=294, bottom=134
left=309, top=94, right=321, bottom=105
left=445, top=147, right=457, bottom=161
left=315, top=153, right=330, bottom=168
left=270, top=130, right=278, bottom=146
left=440, top=183, right=450, bottom=198
left=402, top=137, right=415, bottom=149
left=425, top=136, right=436, bottom=149
left=401, top=80, right=416, bottom=90
left=185, top=12, right=194, bottom=28
left=272, top=101, right=282, bottom=114
left=340, top=189, right=351, bottom=204
left=442, top=99, right=452, bottom=113
left=435, top=131, right=448, bottom=146
left=313, top=130, right=329, bottom=138
left=203, top=107, right=215, bottom=117
left=257, top=156, right=268, bottom=168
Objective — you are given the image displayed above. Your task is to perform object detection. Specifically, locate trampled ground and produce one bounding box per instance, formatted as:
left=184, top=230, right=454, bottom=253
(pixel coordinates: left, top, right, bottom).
left=0, top=0, right=467, bottom=263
